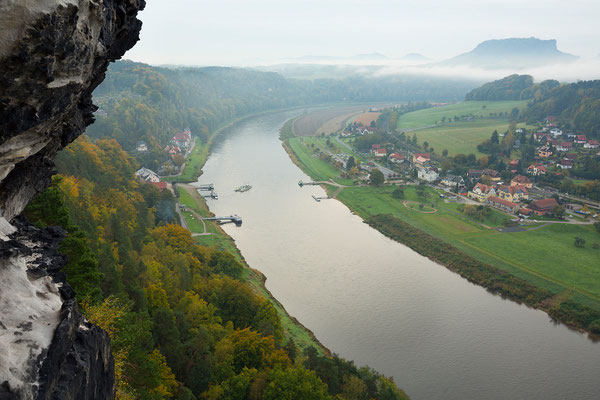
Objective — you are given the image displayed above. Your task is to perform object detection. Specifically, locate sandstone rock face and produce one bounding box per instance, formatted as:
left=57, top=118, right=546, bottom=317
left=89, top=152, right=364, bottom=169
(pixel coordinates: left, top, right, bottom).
left=0, top=1, right=145, bottom=399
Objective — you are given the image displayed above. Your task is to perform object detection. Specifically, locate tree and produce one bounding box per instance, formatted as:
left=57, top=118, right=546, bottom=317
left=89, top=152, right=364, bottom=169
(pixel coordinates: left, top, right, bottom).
left=574, top=237, right=586, bottom=248
left=491, top=130, right=499, bottom=144
left=369, top=169, right=384, bottom=185
left=370, top=120, right=376, bottom=128
left=263, top=367, right=329, bottom=400
left=423, top=141, right=429, bottom=150
left=392, top=186, right=404, bottom=199
left=346, top=156, right=356, bottom=170
left=552, top=205, right=566, bottom=219
left=442, top=149, right=448, bottom=157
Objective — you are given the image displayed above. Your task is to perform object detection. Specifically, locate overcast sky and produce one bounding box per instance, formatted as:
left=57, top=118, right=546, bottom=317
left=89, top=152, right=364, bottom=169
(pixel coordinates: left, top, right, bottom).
left=126, top=0, right=600, bottom=67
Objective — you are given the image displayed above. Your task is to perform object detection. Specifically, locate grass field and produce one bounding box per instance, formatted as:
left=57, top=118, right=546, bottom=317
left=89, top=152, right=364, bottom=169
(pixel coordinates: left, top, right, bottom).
left=315, top=110, right=362, bottom=135
left=287, top=137, right=354, bottom=185
left=411, top=119, right=535, bottom=157
left=397, top=100, right=528, bottom=130
left=334, top=185, right=600, bottom=308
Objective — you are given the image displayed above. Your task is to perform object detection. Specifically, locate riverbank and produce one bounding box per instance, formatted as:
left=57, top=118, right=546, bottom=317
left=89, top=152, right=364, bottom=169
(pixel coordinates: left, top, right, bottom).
left=280, top=117, right=600, bottom=338
left=172, top=131, right=333, bottom=356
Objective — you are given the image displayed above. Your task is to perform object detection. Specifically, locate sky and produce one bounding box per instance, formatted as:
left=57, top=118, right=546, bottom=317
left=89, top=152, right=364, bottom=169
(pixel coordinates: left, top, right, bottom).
left=125, top=0, right=600, bottom=79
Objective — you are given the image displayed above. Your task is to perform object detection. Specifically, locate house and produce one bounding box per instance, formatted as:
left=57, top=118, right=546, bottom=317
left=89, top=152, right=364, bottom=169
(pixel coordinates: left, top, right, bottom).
left=417, top=167, right=439, bottom=182
left=550, top=128, right=563, bottom=138
left=527, top=164, right=546, bottom=176
left=545, top=115, right=557, bottom=123
left=135, top=167, right=160, bottom=183
left=516, top=128, right=524, bottom=134
left=136, top=141, right=148, bottom=152
left=374, top=148, right=387, bottom=157
left=575, top=135, right=587, bottom=144
left=468, top=182, right=496, bottom=202
left=441, top=174, right=465, bottom=188
left=510, top=175, right=532, bottom=188
left=467, top=169, right=483, bottom=180
left=497, top=185, right=529, bottom=202
left=565, top=133, right=577, bottom=139
left=371, top=144, right=381, bottom=150
left=538, top=146, right=552, bottom=158
left=513, top=139, right=521, bottom=149
left=557, top=159, right=573, bottom=169
left=534, top=132, right=552, bottom=142
left=556, top=142, right=572, bottom=152
left=509, top=159, right=519, bottom=170
left=482, top=169, right=500, bottom=181
left=170, top=129, right=192, bottom=149
left=584, top=140, right=599, bottom=149
left=519, top=208, right=533, bottom=217
left=529, top=198, right=559, bottom=215
left=413, top=153, right=430, bottom=164
left=389, top=153, right=405, bottom=163
left=486, top=196, right=519, bottom=213
left=565, top=153, right=577, bottom=160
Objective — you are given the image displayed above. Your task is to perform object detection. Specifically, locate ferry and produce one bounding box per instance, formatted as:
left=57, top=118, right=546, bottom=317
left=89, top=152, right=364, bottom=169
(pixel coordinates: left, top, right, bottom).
left=235, top=184, right=252, bottom=192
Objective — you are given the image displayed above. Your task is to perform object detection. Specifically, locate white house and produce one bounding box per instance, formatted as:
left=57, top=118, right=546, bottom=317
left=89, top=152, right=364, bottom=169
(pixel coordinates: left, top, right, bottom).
left=550, top=128, right=563, bottom=138
left=135, top=167, right=160, bottom=183
left=418, top=168, right=439, bottom=182
left=584, top=140, right=599, bottom=149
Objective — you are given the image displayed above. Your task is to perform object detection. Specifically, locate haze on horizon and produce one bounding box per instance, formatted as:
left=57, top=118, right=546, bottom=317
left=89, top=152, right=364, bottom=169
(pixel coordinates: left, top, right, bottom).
left=126, top=0, right=600, bottom=81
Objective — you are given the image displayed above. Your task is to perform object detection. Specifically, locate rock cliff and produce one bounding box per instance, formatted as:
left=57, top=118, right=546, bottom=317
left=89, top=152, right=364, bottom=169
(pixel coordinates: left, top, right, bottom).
left=0, top=1, right=145, bottom=398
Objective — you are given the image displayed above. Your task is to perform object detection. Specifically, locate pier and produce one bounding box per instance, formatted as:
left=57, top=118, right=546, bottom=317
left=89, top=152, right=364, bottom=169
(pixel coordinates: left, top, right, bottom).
left=204, top=214, right=242, bottom=226
left=312, top=195, right=330, bottom=202
left=298, top=180, right=320, bottom=187
left=197, top=183, right=215, bottom=191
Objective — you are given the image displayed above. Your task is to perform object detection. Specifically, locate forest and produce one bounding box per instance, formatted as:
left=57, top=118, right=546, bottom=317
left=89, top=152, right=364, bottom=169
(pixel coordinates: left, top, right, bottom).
left=24, top=137, right=408, bottom=399
left=523, top=80, right=600, bottom=138
left=88, top=61, right=476, bottom=171
left=464, top=74, right=560, bottom=101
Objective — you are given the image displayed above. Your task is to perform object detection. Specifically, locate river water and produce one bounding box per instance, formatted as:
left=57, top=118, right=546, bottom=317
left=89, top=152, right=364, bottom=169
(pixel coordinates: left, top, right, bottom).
left=197, top=111, right=600, bottom=400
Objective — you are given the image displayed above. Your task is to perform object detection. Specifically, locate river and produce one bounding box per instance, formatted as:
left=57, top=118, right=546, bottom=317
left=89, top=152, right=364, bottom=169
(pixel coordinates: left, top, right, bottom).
left=197, top=111, right=600, bottom=400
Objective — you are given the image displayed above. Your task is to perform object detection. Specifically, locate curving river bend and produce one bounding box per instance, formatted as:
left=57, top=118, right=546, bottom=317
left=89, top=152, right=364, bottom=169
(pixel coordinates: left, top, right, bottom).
left=197, top=111, right=600, bottom=400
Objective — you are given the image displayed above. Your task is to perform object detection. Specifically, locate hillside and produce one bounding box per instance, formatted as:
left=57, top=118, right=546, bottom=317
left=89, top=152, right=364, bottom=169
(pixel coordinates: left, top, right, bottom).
left=441, top=37, right=578, bottom=69
left=465, top=74, right=560, bottom=101
left=524, top=80, right=600, bottom=137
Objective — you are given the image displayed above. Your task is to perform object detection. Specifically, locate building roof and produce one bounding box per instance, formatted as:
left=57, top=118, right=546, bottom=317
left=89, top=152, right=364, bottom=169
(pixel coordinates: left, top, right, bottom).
left=372, top=144, right=381, bottom=149
left=150, top=182, right=167, bottom=190
left=474, top=182, right=494, bottom=193
left=390, top=153, right=404, bottom=159
left=483, top=169, right=500, bottom=177
left=487, top=196, right=518, bottom=209
left=511, top=175, right=531, bottom=184
left=576, top=135, right=587, bottom=141
left=519, top=208, right=532, bottom=215
left=414, top=153, right=430, bottom=160
left=588, top=140, right=599, bottom=145
left=530, top=198, right=558, bottom=211
left=376, top=148, right=387, bottom=154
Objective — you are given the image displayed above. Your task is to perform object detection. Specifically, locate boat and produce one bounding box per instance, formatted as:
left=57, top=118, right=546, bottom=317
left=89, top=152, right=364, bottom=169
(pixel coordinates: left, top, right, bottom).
left=235, top=184, right=252, bottom=192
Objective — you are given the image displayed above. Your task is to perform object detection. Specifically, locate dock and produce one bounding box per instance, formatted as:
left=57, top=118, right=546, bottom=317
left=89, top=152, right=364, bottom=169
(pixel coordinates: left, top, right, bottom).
left=204, top=214, right=242, bottom=226
left=200, top=190, right=219, bottom=200
left=197, top=183, right=214, bottom=191
left=298, top=180, right=319, bottom=187
left=312, top=195, right=330, bottom=202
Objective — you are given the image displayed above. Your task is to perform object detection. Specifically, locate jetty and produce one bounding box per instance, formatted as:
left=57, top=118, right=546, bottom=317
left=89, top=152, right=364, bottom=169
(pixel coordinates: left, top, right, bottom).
left=298, top=180, right=320, bottom=187
left=204, top=215, right=242, bottom=226
left=312, top=195, right=330, bottom=202
left=197, top=183, right=214, bottom=191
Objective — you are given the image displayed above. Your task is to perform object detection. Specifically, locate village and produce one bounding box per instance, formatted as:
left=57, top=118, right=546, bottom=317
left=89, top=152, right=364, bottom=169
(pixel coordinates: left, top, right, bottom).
left=302, top=112, right=600, bottom=225
left=134, top=128, right=193, bottom=189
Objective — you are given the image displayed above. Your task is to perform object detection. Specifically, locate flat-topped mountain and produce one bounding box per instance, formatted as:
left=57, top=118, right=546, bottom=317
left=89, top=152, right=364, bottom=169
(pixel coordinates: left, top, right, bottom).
left=441, top=37, right=578, bottom=69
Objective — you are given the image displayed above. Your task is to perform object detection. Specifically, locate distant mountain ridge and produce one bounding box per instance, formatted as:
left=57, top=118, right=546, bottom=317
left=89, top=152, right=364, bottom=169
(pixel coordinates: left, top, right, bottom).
left=441, top=37, right=578, bottom=69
